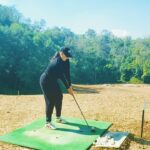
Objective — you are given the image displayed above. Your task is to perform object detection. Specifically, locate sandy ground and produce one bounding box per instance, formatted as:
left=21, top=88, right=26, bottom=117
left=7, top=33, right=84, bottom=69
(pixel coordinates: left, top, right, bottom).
left=0, top=84, right=150, bottom=150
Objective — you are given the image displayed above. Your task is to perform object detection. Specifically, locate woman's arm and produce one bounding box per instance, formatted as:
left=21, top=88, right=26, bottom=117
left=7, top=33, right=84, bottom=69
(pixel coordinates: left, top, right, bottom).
left=63, top=59, right=71, bottom=87
left=60, top=59, right=74, bottom=96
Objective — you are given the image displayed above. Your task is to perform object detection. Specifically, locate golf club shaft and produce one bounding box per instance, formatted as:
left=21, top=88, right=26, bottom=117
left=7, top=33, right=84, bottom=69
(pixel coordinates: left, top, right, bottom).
left=72, top=95, right=90, bottom=128
left=63, top=74, right=90, bottom=128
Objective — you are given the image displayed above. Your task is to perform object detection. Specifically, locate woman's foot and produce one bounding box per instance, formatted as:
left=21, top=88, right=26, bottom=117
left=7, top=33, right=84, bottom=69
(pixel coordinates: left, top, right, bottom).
left=45, top=122, right=56, bottom=129
left=56, top=117, right=67, bottom=124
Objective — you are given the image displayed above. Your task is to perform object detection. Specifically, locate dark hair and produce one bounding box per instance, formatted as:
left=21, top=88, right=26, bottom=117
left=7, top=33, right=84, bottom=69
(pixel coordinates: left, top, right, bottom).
left=50, top=51, right=60, bottom=61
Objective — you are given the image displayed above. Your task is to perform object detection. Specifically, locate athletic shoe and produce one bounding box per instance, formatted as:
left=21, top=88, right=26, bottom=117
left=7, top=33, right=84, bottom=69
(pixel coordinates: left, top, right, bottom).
left=56, top=117, right=67, bottom=124
left=45, top=122, right=56, bottom=129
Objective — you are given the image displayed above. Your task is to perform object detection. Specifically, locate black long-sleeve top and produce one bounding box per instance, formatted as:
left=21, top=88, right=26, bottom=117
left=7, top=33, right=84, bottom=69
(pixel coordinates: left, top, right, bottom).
left=43, top=56, right=71, bottom=89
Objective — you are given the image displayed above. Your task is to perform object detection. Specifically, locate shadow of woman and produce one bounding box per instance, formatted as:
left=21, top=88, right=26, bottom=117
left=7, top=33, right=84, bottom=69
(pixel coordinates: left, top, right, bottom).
left=56, top=121, right=106, bottom=136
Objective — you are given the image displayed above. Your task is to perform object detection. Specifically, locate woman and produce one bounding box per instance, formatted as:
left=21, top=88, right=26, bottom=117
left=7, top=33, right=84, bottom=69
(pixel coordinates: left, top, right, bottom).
left=39, top=47, right=74, bottom=129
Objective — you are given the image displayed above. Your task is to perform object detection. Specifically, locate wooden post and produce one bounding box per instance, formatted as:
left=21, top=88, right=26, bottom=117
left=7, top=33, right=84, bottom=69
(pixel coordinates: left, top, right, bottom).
left=140, top=100, right=147, bottom=138
left=140, top=109, right=144, bottom=138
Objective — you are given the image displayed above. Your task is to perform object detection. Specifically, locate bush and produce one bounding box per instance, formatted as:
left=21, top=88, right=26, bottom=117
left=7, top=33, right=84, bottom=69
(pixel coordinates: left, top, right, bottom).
left=142, top=75, right=150, bottom=83
left=129, top=77, right=143, bottom=84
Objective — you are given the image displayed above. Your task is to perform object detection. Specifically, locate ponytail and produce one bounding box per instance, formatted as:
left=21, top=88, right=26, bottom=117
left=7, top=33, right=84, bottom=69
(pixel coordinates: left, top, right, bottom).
left=50, top=51, right=60, bottom=61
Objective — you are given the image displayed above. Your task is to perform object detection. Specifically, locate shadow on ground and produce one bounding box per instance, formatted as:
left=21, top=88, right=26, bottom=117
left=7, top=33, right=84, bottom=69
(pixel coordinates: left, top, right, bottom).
left=129, top=134, right=150, bottom=146
left=56, top=121, right=103, bottom=135
left=73, top=85, right=102, bottom=94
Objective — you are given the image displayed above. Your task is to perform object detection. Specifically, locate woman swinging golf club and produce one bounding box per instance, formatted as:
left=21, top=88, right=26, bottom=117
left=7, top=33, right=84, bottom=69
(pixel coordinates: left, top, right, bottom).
left=39, top=47, right=74, bottom=129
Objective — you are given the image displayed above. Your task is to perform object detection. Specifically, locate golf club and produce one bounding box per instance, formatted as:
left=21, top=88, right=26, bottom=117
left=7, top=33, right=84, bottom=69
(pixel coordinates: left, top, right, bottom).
left=63, top=74, right=96, bottom=132
left=72, top=93, right=96, bottom=132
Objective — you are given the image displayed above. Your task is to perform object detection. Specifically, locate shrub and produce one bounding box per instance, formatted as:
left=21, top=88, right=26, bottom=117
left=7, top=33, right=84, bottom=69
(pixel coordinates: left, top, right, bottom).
left=129, top=77, right=143, bottom=84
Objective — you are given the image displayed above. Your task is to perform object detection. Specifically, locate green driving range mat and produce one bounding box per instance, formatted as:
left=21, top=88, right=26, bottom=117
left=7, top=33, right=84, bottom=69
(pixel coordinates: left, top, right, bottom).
left=0, top=116, right=112, bottom=150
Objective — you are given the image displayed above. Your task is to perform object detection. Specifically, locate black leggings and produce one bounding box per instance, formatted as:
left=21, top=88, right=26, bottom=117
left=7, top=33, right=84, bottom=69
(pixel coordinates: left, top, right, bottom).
left=40, top=73, right=63, bottom=123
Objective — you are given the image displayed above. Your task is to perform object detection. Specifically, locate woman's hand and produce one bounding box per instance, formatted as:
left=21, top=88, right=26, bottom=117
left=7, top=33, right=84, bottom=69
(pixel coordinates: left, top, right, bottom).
left=67, top=86, right=74, bottom=97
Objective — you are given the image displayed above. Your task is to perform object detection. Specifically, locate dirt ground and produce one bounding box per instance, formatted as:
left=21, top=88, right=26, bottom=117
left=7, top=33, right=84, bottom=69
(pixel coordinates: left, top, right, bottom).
left=0, top=84, right=150, bottom=150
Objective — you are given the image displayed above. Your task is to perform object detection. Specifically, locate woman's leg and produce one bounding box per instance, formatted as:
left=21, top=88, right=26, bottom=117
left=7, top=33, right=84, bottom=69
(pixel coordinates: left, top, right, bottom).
left=55, top=93, right=63, bottom=117
left=44, top=94, right=55, bottom=123
left=55, top=91, right=67, bottom=123
left=39, top=74, right=55, bottom=123
left=54, top=83, right=63, bottom=118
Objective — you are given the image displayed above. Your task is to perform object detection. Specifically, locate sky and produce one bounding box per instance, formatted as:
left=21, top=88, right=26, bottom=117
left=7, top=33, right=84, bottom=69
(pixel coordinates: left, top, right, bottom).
left=0, top=0, right=150, bottom=38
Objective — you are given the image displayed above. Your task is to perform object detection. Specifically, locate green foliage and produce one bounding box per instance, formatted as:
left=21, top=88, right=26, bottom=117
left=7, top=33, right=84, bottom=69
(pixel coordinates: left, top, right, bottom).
left=142, top=61, right=150, bottom=83
left=0, top=5, right=150, bottom=94
left=0, top=5, right=21, bottom=26
left=129, top=77, right=143, bottom=84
